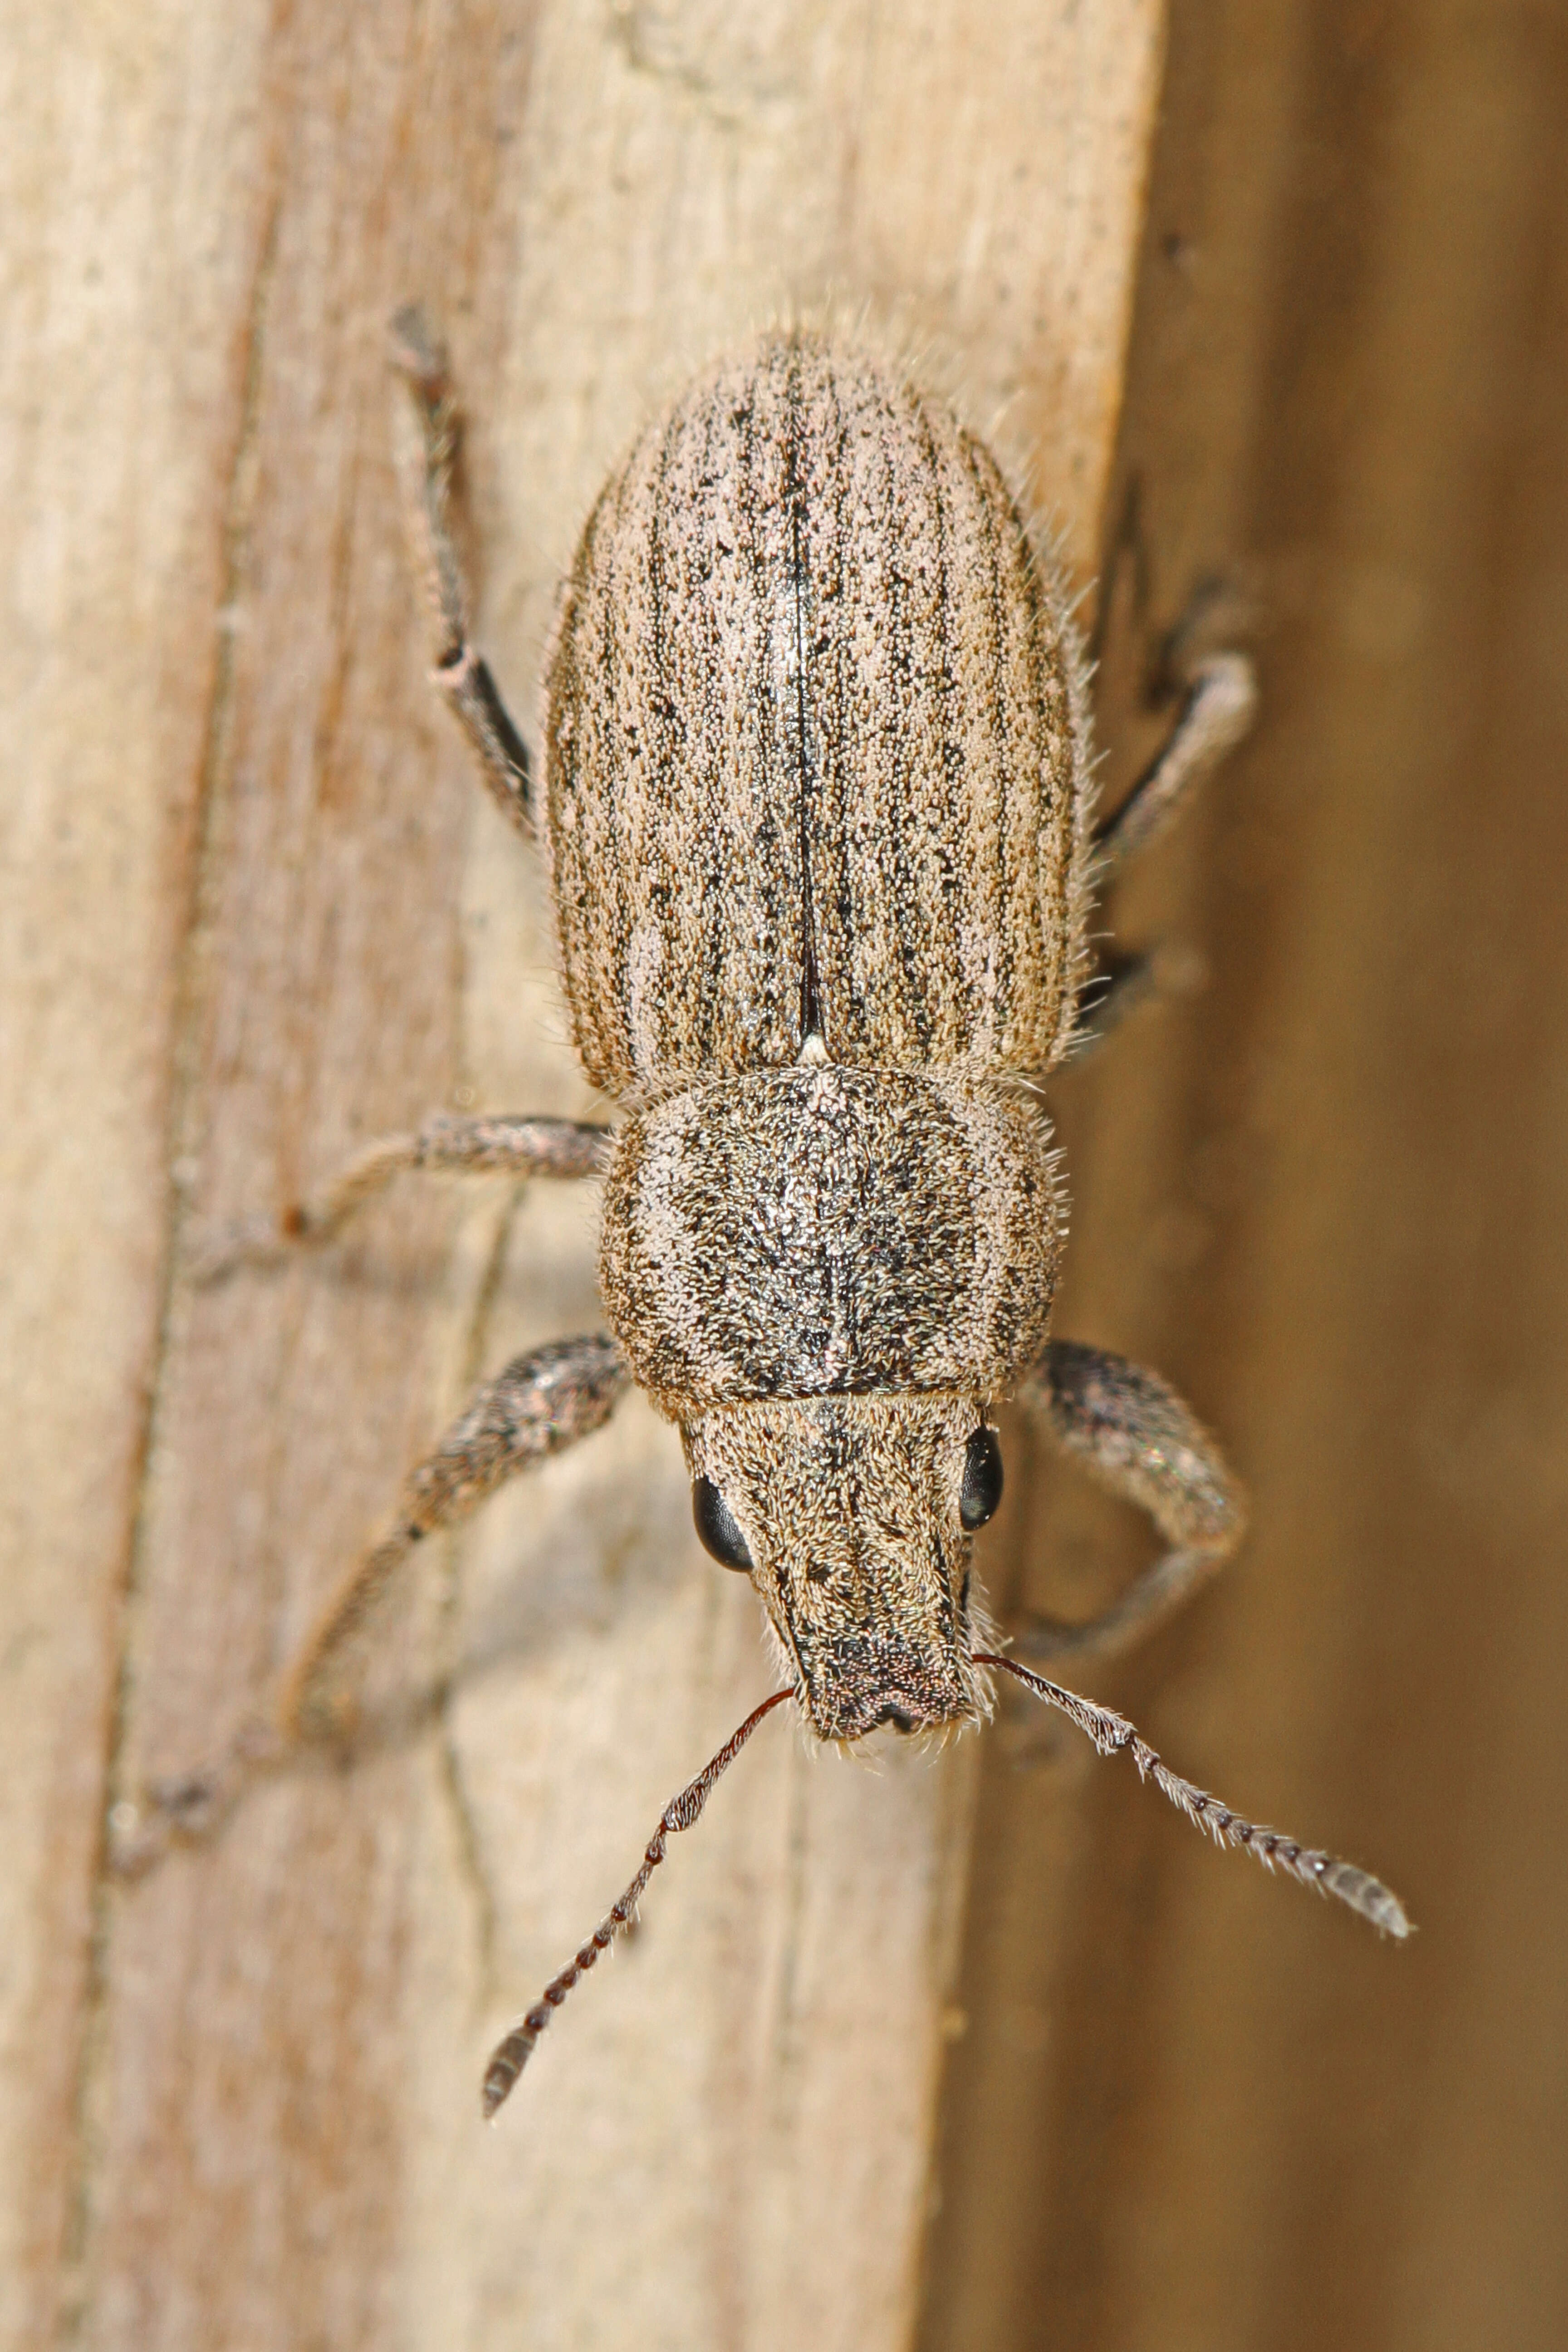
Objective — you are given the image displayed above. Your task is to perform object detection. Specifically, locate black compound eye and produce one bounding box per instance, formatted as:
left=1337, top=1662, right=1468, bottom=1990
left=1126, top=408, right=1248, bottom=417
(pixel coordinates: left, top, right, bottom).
left=959, top=1426, right=1004, bottom=1530
left=693, top=1476, right=754, bottom=1572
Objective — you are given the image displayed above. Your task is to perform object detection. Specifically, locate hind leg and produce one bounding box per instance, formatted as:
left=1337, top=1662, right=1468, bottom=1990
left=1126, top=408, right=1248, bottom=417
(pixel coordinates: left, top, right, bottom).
left=390, top=304, right=534, bottom=836
left=1092, top=651, right=1257, bottom=884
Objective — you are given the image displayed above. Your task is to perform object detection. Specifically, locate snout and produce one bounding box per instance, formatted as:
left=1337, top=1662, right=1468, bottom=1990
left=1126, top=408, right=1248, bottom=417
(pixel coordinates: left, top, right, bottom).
left=797, top=1639, right=980, bottom=1743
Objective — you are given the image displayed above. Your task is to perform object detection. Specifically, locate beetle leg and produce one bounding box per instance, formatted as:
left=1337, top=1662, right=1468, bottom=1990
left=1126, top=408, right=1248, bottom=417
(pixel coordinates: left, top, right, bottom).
left=1068, top=938, right=1218, bottom=1061
left=1092, top=652, right=1256, bottom=884
left=190, top=1112, right=613, bottom=1281
left=279, top=1335, right=630, bottom=1742
left=1065, top=948, right=1155, bottom=1059
left=113, top=1336, right=631, bottom=1872
left=389, top=304, right=534, bottom=837
left=1014, top=1338, right=1245, bottom=1663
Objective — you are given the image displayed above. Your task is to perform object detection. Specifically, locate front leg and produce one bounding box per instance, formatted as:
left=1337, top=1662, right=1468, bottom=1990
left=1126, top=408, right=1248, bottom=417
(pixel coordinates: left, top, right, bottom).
left=115, top=1335, right=631, bottom=1871
left=192, top=1110, right=612, bottom=1280
left=1015, top=1338, right=1245, bottom=1664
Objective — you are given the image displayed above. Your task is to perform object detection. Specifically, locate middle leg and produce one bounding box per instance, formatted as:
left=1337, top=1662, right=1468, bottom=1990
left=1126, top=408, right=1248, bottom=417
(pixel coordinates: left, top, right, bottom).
left=191, top=1111, right=612, bottom=1280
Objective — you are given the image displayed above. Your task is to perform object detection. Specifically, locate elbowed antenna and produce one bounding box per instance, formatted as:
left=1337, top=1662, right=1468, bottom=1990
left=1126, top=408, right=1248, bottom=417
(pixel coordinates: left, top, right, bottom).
left=974, top=1652, right=1411, bottom=1938
left=481, top=1686, right=794, bottom=2120
left=481, top=1653, right=1409, bottom=2120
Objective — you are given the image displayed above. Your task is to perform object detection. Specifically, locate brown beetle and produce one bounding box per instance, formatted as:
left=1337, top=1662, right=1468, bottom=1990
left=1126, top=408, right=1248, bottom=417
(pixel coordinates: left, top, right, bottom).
left=128, top=316, right=1407, bottom=2114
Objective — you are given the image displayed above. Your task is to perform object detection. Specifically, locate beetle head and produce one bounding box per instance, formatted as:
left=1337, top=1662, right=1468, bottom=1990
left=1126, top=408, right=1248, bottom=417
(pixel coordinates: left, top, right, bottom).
left=682, top=1395, right=1001, bottom=1742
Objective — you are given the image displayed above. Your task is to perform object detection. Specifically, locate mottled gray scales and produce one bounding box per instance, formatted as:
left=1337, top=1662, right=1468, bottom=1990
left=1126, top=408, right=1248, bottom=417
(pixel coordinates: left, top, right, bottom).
left=543, top=334, right=1089, bottom=1089
left=601, top=1068, right=1063, bottom=1409
left=684, top=1396, right=990, bottom=1742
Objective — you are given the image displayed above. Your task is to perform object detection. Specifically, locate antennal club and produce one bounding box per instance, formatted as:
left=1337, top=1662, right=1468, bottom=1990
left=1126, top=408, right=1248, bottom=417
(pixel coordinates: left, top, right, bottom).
left=975, top=1652, right=1411, bottom=1938
left=482, top=1686, right=794, bottom=2119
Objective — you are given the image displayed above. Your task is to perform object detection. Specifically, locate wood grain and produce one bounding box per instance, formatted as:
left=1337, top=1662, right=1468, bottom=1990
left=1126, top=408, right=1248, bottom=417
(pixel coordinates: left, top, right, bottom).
left=0, top=5, right=1162, bottom=2345
left=922, top=5, right=1568, bottom=2349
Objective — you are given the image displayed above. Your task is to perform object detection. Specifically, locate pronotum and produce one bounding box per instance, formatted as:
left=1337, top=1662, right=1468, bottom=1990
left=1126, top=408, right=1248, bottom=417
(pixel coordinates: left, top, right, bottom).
left=123, top=313, right=1409, bottom=2117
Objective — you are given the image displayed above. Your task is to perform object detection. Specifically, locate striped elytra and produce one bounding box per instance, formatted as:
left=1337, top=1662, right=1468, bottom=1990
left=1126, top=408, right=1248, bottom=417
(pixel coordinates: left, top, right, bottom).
left=543, top=333, right=1093, bottom=1094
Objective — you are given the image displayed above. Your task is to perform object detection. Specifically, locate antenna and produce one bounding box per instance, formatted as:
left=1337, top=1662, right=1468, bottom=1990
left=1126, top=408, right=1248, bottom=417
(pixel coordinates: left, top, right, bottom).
left=482, top=1686, right=794, bottom=2119
left=974, top=1651, right=1410, bottom=1937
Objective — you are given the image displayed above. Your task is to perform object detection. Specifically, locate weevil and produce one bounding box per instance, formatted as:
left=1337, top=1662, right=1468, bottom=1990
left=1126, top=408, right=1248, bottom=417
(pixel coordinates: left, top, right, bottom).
left=128, top=314, right=1409, bottom=2112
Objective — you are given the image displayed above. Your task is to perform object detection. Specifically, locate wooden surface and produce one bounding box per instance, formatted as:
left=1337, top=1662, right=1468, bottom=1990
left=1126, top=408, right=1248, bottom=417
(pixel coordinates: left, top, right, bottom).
left=0, top=6, right=1162, bottom=2347
left=922, top=4, right=1568, bottom=2348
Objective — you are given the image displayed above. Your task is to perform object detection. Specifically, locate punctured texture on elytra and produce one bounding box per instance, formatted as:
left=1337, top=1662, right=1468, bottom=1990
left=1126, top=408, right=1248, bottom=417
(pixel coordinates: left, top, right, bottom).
left=544, top=333, right=1095, bottom=1092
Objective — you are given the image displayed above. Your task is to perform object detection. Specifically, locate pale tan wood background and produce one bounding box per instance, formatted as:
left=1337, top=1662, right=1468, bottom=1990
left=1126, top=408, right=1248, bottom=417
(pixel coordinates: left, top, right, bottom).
left=0, top=5, right=1164, bottom=2346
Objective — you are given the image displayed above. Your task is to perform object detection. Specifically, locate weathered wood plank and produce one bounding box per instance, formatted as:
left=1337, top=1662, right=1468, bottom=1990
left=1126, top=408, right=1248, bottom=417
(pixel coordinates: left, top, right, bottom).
left=0, top=5, right=1163, bottom=2344
left=924, top=4, right=1568, bottom=2348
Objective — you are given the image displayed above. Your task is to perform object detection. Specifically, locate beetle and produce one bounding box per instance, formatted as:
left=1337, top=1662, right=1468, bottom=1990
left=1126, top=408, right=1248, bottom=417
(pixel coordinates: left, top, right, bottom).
left=131, top=313, right=1408, bottom=2112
